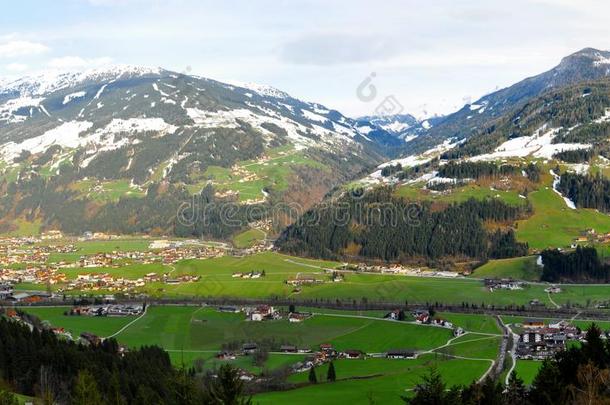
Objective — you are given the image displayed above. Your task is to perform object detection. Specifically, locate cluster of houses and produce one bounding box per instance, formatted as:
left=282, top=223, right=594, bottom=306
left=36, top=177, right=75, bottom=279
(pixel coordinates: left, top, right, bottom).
left=217, top=305, right=312, bottom=323
left=66, top=304, right=144, bottom=317
left=232, top=271, right=265, bottom=279
left=0, top=236, right=225, bottom=296
left=339, top=263, right=460, bottom=278
left=67, top=271, right=200, bottom=292
left=216, top=341, right=418, bottom=376
left=515, top=319, right=582, bottom=360
left=573, top=228, right=610, bottom=244
left=384, top=309, right=465, bottom=337
left=484, top=278, right=525, bottom=291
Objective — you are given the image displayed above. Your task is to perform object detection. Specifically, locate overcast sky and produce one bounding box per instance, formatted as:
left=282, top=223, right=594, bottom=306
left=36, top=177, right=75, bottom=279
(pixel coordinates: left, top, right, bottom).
left=1, top=0, right=609, bottom=118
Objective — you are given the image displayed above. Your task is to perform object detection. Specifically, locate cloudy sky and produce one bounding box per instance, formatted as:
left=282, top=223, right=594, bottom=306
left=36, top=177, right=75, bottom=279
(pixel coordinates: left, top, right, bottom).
left=1, top=0, right=609, bottom=118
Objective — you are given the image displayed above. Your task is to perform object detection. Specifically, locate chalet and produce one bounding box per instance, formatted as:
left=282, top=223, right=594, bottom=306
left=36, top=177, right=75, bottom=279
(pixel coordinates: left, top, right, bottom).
left=414, top=312, right=430, bottom=324
left=288, top=313, right=308, bottom=323
left=386, top=349, right=416, bottom=359
left=242, top=343, right=258, bottom=354
left=523, top=319, right=545, bottom=329
left=343, top=350, right=363, bottom=359
left=217, top=351, right=236, bottom=360
left=384, top=309, right=401, bottom=320
left=218, top=306, right=240, bottom=313
left=249, top=312, right=263, bottom=322
left=280, top=345, right=297, bottom=353
left=80, top=332, right=101, bottom=346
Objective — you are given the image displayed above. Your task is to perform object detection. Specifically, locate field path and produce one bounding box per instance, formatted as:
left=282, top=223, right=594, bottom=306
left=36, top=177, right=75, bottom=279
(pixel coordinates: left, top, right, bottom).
left=547, top=291, right=561, bottom=308
left=105, top=304, right=149, bottom=339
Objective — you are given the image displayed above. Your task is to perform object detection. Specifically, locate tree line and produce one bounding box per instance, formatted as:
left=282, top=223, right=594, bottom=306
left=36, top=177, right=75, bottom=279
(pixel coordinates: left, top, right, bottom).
left=557, top=172, right=610, bottom=213
left=0, top=314, right=253, bottom=404
left=540, top=246, right=610, bottom=283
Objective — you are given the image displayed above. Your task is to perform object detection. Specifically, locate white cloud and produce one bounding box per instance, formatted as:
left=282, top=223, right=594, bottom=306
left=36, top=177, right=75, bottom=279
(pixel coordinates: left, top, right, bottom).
left=47, top=56, right=114, bottom=69
left=5, top=63, right=29, bottom=72
left=0, top=40, right=49, bottom=58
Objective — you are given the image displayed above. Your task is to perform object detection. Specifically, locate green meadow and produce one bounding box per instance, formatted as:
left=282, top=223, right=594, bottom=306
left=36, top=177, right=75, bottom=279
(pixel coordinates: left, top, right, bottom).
left=471, top=256, right=542, bottom=281
left=516, top=187, right=610, bottom=249
left=19, top=305, right=500, bottom=404
left=255, top=355, right=490, bottom=405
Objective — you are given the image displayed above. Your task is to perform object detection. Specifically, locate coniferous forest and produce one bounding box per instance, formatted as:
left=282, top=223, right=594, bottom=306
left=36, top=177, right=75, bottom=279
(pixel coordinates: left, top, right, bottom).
left=277, top=188, right=529, bottom=262
left=0, top=314, right=252, bottom=405
left=540, top=246, right=610, bottom=283
left=557, top=173, right=610, bottom=212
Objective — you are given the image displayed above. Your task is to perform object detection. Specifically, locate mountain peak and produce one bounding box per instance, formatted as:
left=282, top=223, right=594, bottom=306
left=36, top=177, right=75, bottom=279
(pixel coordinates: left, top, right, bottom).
left=559, top=47, right=610, bottom=67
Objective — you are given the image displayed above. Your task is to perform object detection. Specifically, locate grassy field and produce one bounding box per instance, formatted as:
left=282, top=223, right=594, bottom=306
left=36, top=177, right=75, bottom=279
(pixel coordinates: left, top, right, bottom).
left=516, top=187, right=610, bottom=249
left=21, top=306, right=137, bottom=337
left=16, top=305, right=513, bottom=402
left=435, top=313, right=501, bottom=334
left=28, top=250, right=610, bottom=307
left=232, top=228, right=266, bottom=248
left=471, top=256, right=541, bottom=281
left=255, top=354, right=490, bottom=405
left=109, top=306, right=453, bottom=353
left=514, top=360, right=543, bottom=386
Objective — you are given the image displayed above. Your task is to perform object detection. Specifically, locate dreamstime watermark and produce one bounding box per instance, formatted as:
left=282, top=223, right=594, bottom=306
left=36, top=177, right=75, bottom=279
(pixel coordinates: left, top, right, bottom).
left=356, top=72, right=404, bottom=116
left=176, top=190, right=423, bottom=230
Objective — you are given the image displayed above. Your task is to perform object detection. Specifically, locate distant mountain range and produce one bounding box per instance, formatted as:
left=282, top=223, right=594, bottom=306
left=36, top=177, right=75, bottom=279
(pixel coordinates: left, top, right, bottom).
left=1, top=47, right=610, bottom=240
left=0, top=66, right=397, bottom=236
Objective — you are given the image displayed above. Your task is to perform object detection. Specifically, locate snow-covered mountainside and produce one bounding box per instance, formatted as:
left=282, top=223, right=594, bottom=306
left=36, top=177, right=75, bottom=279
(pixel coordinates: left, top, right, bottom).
left=406, top=48, right=610, bottom=154
left=0, top=66, right=394, bottom=236
left=355, top=113, right=440, bottom=144
left=0, top=65, right=391, bottom=164
left=359, top=75, right=610, bottom=190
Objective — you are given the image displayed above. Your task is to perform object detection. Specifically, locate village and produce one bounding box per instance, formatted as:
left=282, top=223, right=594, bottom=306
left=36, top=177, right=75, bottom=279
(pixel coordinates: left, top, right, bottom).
left=0, top=234, right=226, bottom=298
left=514, top=318, right=584, bottom=360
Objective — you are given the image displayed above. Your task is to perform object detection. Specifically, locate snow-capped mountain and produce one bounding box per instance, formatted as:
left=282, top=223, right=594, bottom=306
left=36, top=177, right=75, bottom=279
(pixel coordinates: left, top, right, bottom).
left=0, top=66, right=394, bottom=236
left=406, top=48, right=610, bottom=154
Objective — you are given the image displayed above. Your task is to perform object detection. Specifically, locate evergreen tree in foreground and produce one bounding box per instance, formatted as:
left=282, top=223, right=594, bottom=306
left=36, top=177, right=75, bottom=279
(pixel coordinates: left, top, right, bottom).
left=309, top=367, right=318, bottom=384
left=327, top=362, right=336, bottom=382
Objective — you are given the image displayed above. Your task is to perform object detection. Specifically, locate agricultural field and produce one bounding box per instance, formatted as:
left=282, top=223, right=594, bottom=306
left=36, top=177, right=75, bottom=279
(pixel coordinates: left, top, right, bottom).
left=18, top=305, right=502, bottom=403
left=17, top=250, right=610, bottom=308
left=255, top=355, right=491, bottom=404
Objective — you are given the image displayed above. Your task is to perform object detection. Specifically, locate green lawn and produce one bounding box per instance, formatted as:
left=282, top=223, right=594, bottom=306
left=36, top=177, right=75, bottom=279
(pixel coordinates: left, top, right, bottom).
left=47, top=238, right=153, bottom=262
left=110, top=306, right=452, bottom=354
left=471, top=256, right=541, bottom=281
left=435, top=313, right=501, bottom=335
